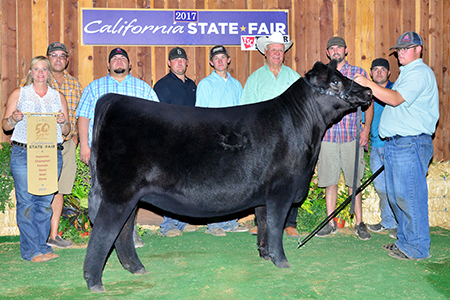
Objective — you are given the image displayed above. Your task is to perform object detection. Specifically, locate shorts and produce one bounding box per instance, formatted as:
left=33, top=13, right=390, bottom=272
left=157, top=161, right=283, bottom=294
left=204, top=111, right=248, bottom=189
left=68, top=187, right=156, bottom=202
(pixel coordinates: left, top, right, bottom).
left=58, top=139, right=77, bottom=194
left=317, top=140, right=365, bottom=188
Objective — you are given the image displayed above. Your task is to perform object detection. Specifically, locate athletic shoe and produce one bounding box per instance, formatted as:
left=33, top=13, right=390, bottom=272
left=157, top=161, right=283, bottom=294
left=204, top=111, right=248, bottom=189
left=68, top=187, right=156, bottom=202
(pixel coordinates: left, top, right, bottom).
left=367, top=223, right=388, bottom=232
left=227, top=224, right=249, bottom=232
left=382, top=243, right=398, bottom=251
left=316, top=220, right=338, bottom=237
left=249, top=226, right=258, bottom=235
left=355, top=222, right=371, bottom=240
left=384, top=243, right=431, bottom=261
left=160, top=229, right=183, bottom=237
left=183, top=224, right=199, bottom=232
left=205, top=228, right=226, bottom=236
left=389, top=228, right=398, bottom=239
left=47, top=235, right=73, bottom=248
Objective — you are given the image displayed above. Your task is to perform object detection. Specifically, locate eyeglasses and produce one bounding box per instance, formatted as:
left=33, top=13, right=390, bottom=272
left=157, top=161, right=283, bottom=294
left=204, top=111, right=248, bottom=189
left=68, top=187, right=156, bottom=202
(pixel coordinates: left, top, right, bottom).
left=49, top=53, right=68, bottom=60
left=395, top=46, right=417, bottom=53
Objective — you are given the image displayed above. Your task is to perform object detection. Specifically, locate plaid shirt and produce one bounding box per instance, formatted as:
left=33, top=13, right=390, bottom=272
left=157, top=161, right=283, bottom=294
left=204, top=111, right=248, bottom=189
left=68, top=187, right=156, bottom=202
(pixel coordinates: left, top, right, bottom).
left=49, top=71, right=83, bottom=141
left=20, top=71, right=83, bottom=141
left=76, top=73, right=159, bottom=145
left=322, top=61, right=369, bottom=143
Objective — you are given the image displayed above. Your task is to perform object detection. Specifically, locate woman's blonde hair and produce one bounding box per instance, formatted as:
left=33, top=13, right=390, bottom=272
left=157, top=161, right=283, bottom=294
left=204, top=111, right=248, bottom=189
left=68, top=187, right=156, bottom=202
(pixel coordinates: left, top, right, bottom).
left=24, top=56, right=52, bottom=86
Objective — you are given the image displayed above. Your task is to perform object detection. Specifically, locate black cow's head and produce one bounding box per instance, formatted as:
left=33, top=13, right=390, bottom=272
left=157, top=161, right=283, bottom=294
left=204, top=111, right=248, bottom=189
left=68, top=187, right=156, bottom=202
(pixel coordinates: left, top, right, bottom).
left=303, top=61, right=372, bottom=112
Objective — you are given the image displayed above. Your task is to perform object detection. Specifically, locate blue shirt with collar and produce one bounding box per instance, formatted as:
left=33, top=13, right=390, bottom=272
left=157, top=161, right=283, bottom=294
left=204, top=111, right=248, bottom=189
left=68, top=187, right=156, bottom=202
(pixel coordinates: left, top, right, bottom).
left=196, top=70, right=243, bottom=108
left=379, top=59, right=439, bottom=138
left=76, top=73, right=159, bottom=145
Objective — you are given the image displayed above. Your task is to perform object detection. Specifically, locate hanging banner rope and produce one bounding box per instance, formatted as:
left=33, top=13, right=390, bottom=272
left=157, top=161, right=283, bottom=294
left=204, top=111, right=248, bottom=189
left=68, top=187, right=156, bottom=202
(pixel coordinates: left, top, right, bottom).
left=26, top=113, right=58, bottom=195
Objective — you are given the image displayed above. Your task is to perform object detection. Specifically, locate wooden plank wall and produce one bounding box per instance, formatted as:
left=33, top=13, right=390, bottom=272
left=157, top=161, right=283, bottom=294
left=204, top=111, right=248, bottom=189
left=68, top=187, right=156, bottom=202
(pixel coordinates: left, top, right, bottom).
left=1, top=0, right=449, bottom=161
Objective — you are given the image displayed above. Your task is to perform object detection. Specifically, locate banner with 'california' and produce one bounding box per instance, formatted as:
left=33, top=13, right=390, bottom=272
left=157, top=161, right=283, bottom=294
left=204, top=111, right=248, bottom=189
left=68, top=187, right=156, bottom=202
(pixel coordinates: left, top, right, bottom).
left=26, top=113, right=58, bottom=195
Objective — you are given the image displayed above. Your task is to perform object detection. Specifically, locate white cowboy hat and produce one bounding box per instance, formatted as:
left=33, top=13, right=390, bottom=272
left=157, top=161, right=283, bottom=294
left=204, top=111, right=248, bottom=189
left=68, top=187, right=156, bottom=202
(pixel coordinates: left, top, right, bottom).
left=256, top=32, right=294, bottom=55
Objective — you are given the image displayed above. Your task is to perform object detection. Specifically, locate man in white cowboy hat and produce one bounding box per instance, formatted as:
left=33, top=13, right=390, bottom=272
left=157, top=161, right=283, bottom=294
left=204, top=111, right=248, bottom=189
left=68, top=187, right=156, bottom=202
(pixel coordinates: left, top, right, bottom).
left=240, top=31, right=301, bottom=238
left=240, top=32, right=298, bottom=106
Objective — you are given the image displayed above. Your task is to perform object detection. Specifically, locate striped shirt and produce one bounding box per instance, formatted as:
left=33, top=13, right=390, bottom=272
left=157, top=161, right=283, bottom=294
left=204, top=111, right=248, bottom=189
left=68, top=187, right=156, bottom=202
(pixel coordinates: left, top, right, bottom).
left=76, top=73, right=159, bottom=145
left=322, top=61, right=369, bottom=143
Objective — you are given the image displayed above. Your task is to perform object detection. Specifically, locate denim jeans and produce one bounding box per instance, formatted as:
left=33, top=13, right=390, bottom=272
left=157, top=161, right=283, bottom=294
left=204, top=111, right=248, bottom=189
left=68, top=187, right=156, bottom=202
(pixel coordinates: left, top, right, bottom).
left=10, top=145, right=63, bottom=261
left=384, top=134, right=433, bottom=259
left=207, top=219, right=239, bottom=232
left=370, top=146, right=397, bottom=229
left=159, top=216, right=188, bottom=236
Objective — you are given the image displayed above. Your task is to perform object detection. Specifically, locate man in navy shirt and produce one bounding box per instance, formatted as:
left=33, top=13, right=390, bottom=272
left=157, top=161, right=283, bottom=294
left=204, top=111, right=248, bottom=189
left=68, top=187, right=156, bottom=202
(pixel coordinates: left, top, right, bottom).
left=153, top=47, right=198, bottom=237
left=154, top=47, right=196, bottom=106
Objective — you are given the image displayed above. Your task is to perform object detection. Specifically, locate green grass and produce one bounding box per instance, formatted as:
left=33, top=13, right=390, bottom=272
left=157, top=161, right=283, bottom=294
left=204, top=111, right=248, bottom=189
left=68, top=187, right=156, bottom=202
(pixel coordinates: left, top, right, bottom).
left=0, top=227, right=449, bottom=299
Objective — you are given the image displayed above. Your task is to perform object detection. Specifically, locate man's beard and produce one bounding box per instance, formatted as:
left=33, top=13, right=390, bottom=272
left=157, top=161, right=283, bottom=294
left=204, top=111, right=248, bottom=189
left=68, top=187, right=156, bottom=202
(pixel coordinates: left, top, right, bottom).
left=331, top=55, right=344, bottom=64
left=113, top=68, right=126, bottom=74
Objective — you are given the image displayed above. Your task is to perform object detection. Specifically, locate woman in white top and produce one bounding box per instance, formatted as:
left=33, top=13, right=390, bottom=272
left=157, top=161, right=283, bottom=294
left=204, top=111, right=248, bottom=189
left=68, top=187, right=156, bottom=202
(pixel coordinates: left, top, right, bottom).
left=2, top=56, right=70, bottom=263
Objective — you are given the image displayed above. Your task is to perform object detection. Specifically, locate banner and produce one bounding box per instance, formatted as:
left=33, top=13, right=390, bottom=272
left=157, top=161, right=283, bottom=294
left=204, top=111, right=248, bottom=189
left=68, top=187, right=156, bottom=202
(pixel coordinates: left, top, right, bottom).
left=27, top=114, right=58, bottom=196
left=81, top=8, right=289, bottom=46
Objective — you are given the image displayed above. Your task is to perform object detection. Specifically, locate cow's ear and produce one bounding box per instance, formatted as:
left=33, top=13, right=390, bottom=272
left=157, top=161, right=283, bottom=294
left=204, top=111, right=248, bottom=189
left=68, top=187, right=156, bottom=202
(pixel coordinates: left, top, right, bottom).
left=327, top=60, right=337, bottom=70
left=313, top=61, right=324, bottom=68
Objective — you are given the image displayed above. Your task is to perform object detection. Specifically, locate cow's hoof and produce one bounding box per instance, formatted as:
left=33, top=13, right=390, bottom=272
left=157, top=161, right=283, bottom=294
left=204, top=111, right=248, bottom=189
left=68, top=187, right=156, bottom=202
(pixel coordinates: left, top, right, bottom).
left=258, top=247, right=270, bottom=260
left=273, top=260, right=291, bottom=268
left=89, top=284, right=106, bottom=293
left=133, top=267, right=149, bottom=275
left=259, top=253, right=271, bottom=261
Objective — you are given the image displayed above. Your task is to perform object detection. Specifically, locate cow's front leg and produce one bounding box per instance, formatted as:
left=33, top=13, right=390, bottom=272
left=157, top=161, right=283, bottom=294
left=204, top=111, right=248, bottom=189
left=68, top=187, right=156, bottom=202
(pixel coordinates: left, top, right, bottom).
left=84, top=201, right=137, bottom=293
left=266, top=197, right=292, bottom=268
left=255, top=206, right=270, bottom=260
left=115, top=207, right=148, bottom=275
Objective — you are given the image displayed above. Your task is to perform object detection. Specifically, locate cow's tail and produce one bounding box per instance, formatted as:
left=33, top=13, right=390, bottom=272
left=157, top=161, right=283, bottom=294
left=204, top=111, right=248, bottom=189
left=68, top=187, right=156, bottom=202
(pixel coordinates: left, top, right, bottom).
left=88, top=93, right=121, bottom=223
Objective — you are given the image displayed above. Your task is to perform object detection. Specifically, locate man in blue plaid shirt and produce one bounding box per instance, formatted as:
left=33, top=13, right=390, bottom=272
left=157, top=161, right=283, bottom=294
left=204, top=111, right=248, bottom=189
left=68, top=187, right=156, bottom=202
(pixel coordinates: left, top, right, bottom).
left=76, top=47, right=159, bottom=247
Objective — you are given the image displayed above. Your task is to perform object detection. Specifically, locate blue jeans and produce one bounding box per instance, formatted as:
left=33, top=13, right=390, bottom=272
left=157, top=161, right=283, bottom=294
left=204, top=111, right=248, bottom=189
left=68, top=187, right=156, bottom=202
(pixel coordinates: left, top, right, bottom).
left=10, top=145, right=63, bottom=261
left=207, top=219, right=239, bottom=232
left=384, top=134, right=432, bottom=259
left=370, top=146, right=397, bottom=229
left=160, top=216, right=188, bottom=236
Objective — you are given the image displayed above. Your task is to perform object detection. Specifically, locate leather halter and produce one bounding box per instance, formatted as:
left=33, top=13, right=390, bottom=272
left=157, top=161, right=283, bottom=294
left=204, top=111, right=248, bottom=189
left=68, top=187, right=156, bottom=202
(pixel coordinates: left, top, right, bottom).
left=302, top=76, right=354, bottom=102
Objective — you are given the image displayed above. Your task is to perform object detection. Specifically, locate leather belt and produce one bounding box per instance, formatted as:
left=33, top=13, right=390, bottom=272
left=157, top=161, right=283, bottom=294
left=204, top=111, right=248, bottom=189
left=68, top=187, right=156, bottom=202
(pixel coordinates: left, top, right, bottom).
left=385, top=133, right=430, bottom=142
left=12, top=141, right=64, bottom=151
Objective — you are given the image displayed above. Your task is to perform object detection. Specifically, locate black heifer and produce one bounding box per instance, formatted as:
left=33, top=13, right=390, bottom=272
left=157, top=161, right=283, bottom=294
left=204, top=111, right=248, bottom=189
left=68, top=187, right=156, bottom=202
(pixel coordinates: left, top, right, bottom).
left=84, top=61, right=372, bottom=292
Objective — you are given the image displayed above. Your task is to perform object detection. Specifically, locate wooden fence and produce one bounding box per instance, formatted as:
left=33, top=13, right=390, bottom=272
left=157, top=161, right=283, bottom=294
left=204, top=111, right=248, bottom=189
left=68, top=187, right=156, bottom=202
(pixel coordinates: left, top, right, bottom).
left=1, top=0, right=449, bottom=160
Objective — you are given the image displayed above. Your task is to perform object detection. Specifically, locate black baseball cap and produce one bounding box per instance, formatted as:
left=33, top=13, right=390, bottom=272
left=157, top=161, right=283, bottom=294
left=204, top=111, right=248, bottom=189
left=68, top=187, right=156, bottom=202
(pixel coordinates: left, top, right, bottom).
left=109, top=48, right=129, bottom=62
left=47, top=42, right=68, bottom=55
left=169, top=47, right=187, bottom=60
left=371, top=58, right=390, bottom=70
left=209, top=45, right=228, bottom=60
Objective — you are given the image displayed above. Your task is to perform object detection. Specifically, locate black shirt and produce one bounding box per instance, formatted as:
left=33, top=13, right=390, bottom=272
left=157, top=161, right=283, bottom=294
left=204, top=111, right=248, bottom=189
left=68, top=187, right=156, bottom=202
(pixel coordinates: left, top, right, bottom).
left=153, top=71, right=197, bottom=107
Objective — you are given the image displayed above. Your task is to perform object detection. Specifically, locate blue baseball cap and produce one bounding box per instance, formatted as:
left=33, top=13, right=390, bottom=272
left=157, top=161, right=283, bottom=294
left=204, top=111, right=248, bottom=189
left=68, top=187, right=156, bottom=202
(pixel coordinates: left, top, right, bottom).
left=389, top=31, right=423, bottom=50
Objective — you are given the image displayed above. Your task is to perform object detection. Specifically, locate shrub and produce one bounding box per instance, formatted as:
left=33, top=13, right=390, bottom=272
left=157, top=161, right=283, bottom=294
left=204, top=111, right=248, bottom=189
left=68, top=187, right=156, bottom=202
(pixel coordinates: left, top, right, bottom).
left=60, top=147, right=92, bottom=244
left=0, top=142, right=14, bottom=213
